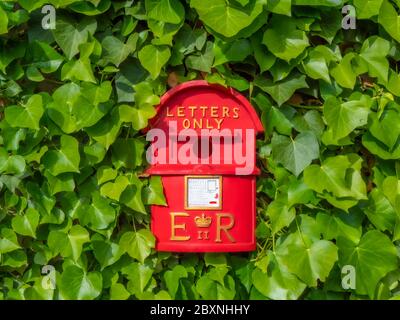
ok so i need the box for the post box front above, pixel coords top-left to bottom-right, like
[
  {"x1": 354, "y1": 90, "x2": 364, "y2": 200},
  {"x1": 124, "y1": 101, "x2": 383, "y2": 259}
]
[{"x1": 146, "y1": 81, "x2": 264, "y2": 252}]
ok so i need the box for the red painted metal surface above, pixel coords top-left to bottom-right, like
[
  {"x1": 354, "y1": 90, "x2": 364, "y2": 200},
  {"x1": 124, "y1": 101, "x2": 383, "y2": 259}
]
[{"x1": 146, "y1": 80, "x2": 264, "y2": 252}]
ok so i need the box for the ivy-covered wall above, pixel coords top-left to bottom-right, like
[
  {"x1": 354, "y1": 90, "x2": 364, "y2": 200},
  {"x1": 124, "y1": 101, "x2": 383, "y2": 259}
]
[{"x1": 1, "y1": 0, "x2": 400, "y2": 300}]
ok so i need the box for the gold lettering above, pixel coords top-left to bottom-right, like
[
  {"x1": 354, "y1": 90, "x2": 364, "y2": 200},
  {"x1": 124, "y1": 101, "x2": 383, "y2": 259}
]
[
  {"x1": 200, "y1": 106, "x2": 208, "y2": 117},
  {"x1": 193, "y1": 118, "x2": 202, "y2": 129},
  {"x1": 197, "y1": 230, "x2": 210, "y2": 240},
  {"x1": 215, "y1": 213, "x2": 236, "y2": 243},
  {"x1": 222, "y1": 106, "x2": 230, "y2": 118},
  {"x1": 215, "y1": 119, "x2": 224, "y2": 130},
  {"x1": 166, "y1": 107, "x2": 174, "y2": 117},
  {"x1": 170, "y1": 212, "x2": 190, "y2": 241},
  {"x1": 188, "y1": 106, "x2": 197, "y2": 117},
  {"x1": 182, "y1": 119, "x2": 191, "y2": 129},
  {"x1": 206, "y1": 119, "x2": 213, "y2": 129},
  {"x1": 232, "y1": 107, "x2": 239, "y2": 119},
  {"x1": 210, "y1": 106, "x2": 218, "y2": 118},
  {"x1": 177, "y1": 106, "x2": 185, "y2": 117}
]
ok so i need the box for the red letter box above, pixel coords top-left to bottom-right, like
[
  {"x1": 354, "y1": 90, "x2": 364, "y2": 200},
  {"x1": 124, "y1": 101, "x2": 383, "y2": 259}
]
[{"x1": 146, "y1": 81, "x2": 263, "y2": 252}]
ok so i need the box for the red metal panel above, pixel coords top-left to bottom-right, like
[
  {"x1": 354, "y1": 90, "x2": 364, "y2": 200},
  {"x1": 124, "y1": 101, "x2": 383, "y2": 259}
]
[{"x1": 151, "y1": 175, "x2": 257, "y2": 252}]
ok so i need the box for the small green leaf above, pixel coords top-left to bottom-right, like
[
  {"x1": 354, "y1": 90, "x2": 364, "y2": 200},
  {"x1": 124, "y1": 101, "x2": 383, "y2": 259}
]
[
  {"x1": 263, "y1": 15, "x2": 309, "y2": 62},
  {"x1": 338, "y1": 230, "x2": 398, "y2": 298},
  {"x1": 252, "y1": 251, "x2": 307, "y2": 300},
  {"x1": 42, "y1": 135, "x2": 80, "y2": 176},
  {"x1": 0, "y1": 6, "x2": 8, "y2": 34},
  {"x1": 11, "y1": 208, "x2": 40, "y2": 238},
  {"x1": 277, "y1": 239, "x2": 338, "y2": 287},
  {"x1": 0, "y1": 228, "x2": 20, "y2": 254},
  {"x1": 190, "y1": 0, "x2": 265, "y2": 38},
  {"x1": 53, "y1": 15, "x2": 97, "y2": 59},
  {"x1": 5, "y1": 95, "x2": 44, "y2": 130},
  {"x1": 60, "y1": 265, "x2": 102, "y2": 300},
  {"x1": 145, "y1": 0, "x2": 185, "y2": 24},
  {"x1": 138, "y1": 44, "x2": 171, "y2": 79},
  {"x1": 271, "y1": 131, "x2": 319, "y2": 176},
  {"x1": 120, "y1": 230, "x2": 155, "y2": 263},
  {"x1": 255, "y1": 73, "x2": 308, "y2": 106}
]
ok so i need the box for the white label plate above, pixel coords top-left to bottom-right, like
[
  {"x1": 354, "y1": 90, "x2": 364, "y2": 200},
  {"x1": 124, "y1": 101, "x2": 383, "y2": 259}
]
[{"x1": 186, "y1": 177, "x2": 221, "y2": 209}]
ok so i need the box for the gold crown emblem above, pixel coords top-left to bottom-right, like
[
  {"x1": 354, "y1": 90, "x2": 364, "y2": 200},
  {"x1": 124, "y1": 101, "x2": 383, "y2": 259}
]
[{"x1": 194, "y1": 214, "x2": 212, "y2": 228}]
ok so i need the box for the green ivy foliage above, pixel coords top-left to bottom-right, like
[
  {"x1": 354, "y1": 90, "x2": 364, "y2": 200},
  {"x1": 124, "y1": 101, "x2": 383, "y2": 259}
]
[{"x1": 1, "y1": 0, "x2": 400, "y2": 300}]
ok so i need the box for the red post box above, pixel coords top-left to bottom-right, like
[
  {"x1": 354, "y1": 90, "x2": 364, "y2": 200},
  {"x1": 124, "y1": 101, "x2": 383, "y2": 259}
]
[{"x1": 145, "y1": 80, "x2": 263, "y2": 252}]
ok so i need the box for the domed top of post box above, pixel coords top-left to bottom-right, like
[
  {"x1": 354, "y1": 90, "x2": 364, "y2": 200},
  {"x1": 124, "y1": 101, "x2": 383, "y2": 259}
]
[{"x1": 145, "y1": 80, "x2": 264, "y2": 176}]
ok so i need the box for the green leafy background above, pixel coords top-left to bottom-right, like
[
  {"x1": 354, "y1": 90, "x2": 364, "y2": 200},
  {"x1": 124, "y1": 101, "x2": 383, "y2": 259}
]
[{"x1": 1, "y1": 0, "x2": 400, "y2": 300}]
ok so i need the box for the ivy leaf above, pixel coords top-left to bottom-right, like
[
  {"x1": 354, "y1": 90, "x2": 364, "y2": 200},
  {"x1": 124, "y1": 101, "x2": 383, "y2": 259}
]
[
  {"x1": 271, "y1": 131, "x2": 319, "y2": 176},
  {"x1": 379, "y1": 0, "x2": 400, "y2": 43},
  {"x1": 382, "y1": 176, "x2": 400, "y2": 215},
  {"x1": 262, "y1": 15, "x2": 309, "y2": 62},
  {"x1": 111, "y1": 138, "x2": 145, "y2": 170},
  {"x1": 304, "y1": 154, "x2": 367, "y2": 211},
  {"x1": 0, "y1": 149, "x2": 26, "y2": 175},
  {"x1": 48, "y1": 225, "x2": 90, "y2": 261},
  {"x1": 100, "y1": 175, "x2": 130, "y2": 201},
  {"x1": 0, "y1": 228, "x2": 20, "y2": 254},
  {"x1": 80, "y1": 192, "x2": 116, "y2": 230},
  {"x1": 362, "y1": 132, "x2": 400, "y2": 160},
  {"x1": 367, "y1": 104, "x2": 400, "y2": 150},
  {"x1": 92, "y1": 239, "x2": 125, "y2": 270},
  {"x1": 365, "y1": 189, "x2": 398, "y2": 233},
  {"x1": 110, "y1": 283, "x2": 130, "y2": 300},
  {"x1": 255, "y1": 73, "x2": 308, "y2": 106},
  {"x1": 190, "y1": 0, "x2": 265, "y2": 38},
  {"x1": 122, "y1": 262, "x2": 153, "y2": 294},
  {"x1": 266, "y1": 200, "x2": 296, "y2": 235},
  {"x1": 145, "y1": 0, "x2": 185, "y2": 24},
  {"x1": 47, "y1": 82, "x2": 112, "y2": 133},
  {"x1": 61, "y1": 58, "x2": 96, "y2": 83},
  {"x1": 120, "y1": 174, "x2": 146, "y2": 214},
  {"x1": 26, "y1": 41, "x2": 64, "y2": 74},
  {"x1": 96, "y1": 166, "x2": 118, "y2": 185},
  {"x1": 52, "y1": 15, "x2": 97, "y2": 59},
  {"x1": 60, "y1": 265, "x2": 102, "y2": 300},
  {"x1": 42, "y1": 135, "x2": 81, "y2": 176},
  {"x1": 119, "y1": 230, "x2": 155, "y2": 263},
  {"x1": 338, "y1": 230, "x2": 398, "y2": 298},
  {"x1": 330, "y1": 53, "x2": 357, "y2": 89},
  {"x1": 0, "y1": 6, "x2": 8, "y2": 34},
  {"x1": 138, "y1": 44, "x2": 171, "y2": 79},
  {"x1": 186, "y1": 41, "x2": 214, "y2": 73},
  {"x1": 252, "y1": 251, "x2": 306, "y2": 300},
  {"x1": 213, "y1": 39, "x2": 252, "y2": 66},
  {"x1": 277, "y1": 239, "x2": 338, "y2": 287},
  {"x1": 354, "y1": 0, "x2": 384, "y2": 19},
  {"x1": 100, "y1": 34, "x2": 138, "y2": 67},
  {"x1": 316, "y1": 211, "x2": 362, "y2": 244},
  {"x1": 196, "y1": 269, "x2": 236, "y2": 299},
  {"x1": 45, "y1": 171, "x2": 75, "y2": 195},
  {"x1": 323, "y1": 96, "x2": 370, "y2": 141},
  {"x1": 359, "y1": 36, "x2": 390, "y2": 83},
  {"x1": 164, "y1": 265, "x2": 188, "y2": 298},
  {"x1": 267, "y1": 0, "x2": 292, "y2": 16},
  {"x1": 144, "y1": 176, "x2": 167, "y2": 206},
  {"x1": 5, "y1": 94, "x2": 44, "y2": 130},
  {"x1": 11, "y1": 208, "x2": 40, "y2": 238}
]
